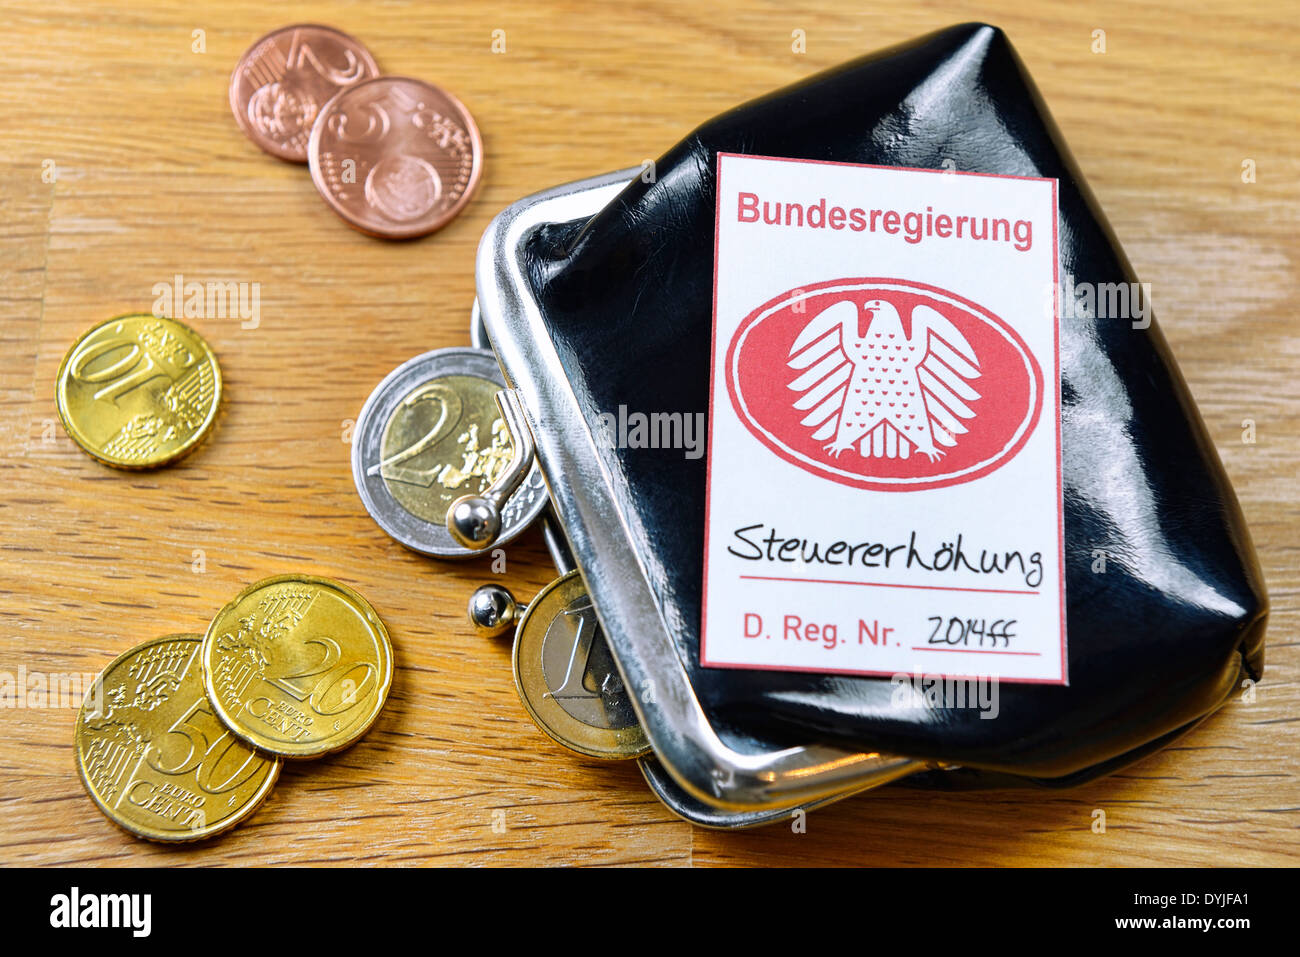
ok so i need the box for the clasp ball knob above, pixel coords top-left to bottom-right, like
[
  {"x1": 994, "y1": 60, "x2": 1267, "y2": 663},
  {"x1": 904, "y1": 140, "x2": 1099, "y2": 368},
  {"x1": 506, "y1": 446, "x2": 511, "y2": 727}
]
[
  {"x1": 447, "y1": 495, "x2": 501, "y2": 550},
  {"x1": 468, "y1": 584, "x2": 522, "y2": 638}
]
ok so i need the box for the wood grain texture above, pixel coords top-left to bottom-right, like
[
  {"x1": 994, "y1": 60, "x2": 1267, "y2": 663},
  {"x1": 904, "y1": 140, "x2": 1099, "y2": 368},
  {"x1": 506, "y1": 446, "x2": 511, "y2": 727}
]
[{"x1": 0, "y1": 0, "x2": 1295, "y2": 867}]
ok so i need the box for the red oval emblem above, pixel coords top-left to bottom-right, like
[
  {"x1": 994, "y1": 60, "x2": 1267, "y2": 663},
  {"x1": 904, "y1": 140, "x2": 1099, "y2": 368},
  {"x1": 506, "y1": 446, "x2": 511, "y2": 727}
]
[{"x1": 725, "y1": 278, "x2": 1043, "y2": 491}]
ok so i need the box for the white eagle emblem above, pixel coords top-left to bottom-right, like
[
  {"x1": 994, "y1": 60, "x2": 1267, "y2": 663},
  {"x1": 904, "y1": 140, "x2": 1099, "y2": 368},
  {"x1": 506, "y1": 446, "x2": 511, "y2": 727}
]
[{"x1": 786, "y1": 298, "x2": 982, "y2": 462}]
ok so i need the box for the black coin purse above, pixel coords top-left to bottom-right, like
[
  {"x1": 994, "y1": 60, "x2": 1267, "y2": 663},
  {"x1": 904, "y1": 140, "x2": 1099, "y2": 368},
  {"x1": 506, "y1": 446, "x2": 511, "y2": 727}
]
[{"x1": 466, "y1": 22, "x2": 1267, "y2": 826}]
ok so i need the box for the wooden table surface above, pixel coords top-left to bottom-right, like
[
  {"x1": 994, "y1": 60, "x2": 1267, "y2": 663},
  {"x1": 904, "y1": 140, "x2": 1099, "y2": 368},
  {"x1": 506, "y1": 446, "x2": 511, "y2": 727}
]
[{"x1": 1, "y1": 0, "x2": 1296, "y2": 867}]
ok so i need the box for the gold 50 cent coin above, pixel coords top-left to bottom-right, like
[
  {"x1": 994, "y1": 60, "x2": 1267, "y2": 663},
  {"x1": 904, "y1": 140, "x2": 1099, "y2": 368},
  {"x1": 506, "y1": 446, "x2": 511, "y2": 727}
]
[
  {"x1": 512, "y1": 571, "x2": 651, "y2": 760},
  {"x1": 55, "y1": 314, "x2": 222, "y2": 469},
  {"x1": 202, "y1": 575, "x2": 393, "y2": 758},
  {"x1": 76, "y1": 634, "x2": 281, "y2": 842}
]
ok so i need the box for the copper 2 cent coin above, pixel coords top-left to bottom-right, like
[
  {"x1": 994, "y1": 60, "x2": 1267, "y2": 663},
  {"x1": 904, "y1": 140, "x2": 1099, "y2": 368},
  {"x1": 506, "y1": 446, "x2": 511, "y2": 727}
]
[
  {"x1": 308, "y1": 76, "x2": 484, "y2": 239},
  {"x1": 229, "y1": 24, "x2": 379, "y2": 163}
]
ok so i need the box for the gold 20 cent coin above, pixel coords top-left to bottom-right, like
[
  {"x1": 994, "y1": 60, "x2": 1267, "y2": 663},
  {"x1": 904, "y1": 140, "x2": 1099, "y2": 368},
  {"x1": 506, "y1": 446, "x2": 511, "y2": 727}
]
[
  {"x1": 513, "y1": 571, "x2": 651, "y2": 760},
  {"x1": 75, "y1": 634, "x2": 281, "y2": 842},
  {"x1": 55, "y1": 314, "x2": 221, "y2": 469},
  {"x1": 202, "y1": 575, "x2": 393, "y2": 758}
]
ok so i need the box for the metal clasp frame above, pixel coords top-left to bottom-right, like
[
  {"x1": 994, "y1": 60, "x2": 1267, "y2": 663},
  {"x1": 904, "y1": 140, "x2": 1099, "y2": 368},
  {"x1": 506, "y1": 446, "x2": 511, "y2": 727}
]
[{"x1": 463, "y1": 168, "x2": 927, "y2": 825}]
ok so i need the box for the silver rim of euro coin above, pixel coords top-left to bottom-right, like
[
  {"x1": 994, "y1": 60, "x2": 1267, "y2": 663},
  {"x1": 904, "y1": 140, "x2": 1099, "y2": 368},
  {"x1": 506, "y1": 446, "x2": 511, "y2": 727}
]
[{"x1": 352, "y1": 347, "x2": 549, "y2": 558}]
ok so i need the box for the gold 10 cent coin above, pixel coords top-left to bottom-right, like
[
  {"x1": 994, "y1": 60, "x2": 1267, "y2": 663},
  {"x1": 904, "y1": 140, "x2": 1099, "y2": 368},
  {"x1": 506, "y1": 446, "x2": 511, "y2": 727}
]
[
  {"x1": 75, "y1": 634, "x2": 282, "y2": 842},
  {"x1": 202, "y1": 575, "x2": 394, "y2": 758},
  {"x1": 513, "y1": 571, "x2": 651, "y2": 760},
  {"x1": 55, "y1": 314, "x2": 222, "y2": 469}
]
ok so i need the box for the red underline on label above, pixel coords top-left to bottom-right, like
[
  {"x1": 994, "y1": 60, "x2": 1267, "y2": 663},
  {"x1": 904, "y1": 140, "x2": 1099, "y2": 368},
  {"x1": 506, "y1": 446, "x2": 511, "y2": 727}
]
[
  {"x1": 909, "y1": 646, "x2": 1042, "y2": 656},
  {"x1": 737, "y1": 575, "x2": 1039, "y2": 596}
]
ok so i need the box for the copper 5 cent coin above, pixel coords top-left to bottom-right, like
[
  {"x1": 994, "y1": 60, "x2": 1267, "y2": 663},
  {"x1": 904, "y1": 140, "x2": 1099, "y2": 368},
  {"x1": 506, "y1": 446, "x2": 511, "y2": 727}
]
[
  {"x1": 230, "y1": 24, "x2": 379, "y2": 162},
  {"x1": 308, "y1": 76, "x2": 484, "y2": 239}
]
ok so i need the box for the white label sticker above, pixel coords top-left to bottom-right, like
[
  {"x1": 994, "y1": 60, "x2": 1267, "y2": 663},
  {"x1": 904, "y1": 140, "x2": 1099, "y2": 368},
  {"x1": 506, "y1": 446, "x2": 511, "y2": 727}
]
[{"x1": 701, "y1": 153, "x2": 1065, "y2": 684}]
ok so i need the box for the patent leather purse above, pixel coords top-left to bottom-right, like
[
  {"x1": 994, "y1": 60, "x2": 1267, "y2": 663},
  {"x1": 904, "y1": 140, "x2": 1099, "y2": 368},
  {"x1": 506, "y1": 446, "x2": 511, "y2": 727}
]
[{"x1": 458, "y1": 22, "x2": 1267, "y2": 827}]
